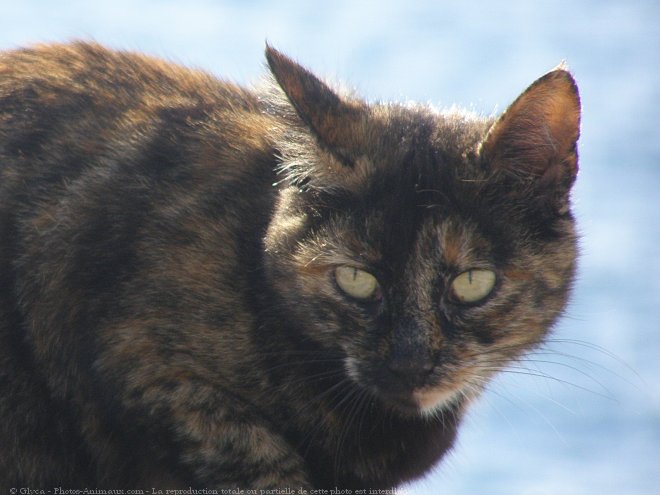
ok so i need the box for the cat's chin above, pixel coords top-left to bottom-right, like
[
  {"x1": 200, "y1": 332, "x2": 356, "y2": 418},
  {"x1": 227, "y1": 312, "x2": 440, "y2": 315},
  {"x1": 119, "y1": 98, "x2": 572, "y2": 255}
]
[
  {"x1": 374, "y1": 384, "x2": 465, "y2": 418},
  {"x1": 412, "y1": 387, "x2": 465, "y2": 417}
]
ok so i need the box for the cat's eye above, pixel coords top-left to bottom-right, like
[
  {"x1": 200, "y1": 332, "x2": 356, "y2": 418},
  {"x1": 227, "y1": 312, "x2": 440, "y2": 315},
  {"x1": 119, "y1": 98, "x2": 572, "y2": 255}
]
[
  {"x1": 450, "y1": 269, "x2": 497, "y2": 304},
  {"x1": 334, "y1": 266, "x2": 380, "y2": 301}
]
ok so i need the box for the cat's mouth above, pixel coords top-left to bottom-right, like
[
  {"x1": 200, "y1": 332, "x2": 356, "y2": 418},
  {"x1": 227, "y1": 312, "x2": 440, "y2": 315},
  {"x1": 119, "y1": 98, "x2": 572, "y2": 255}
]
[{"x1": 346, "y1": 357, "x2": 480, "y2": 417}]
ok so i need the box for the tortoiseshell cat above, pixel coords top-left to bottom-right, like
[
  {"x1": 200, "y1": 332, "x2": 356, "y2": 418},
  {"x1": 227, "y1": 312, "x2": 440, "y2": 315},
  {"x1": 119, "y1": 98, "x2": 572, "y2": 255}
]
[{"x1": 0, "y1": 42, "x2": 580, "y2": 490}]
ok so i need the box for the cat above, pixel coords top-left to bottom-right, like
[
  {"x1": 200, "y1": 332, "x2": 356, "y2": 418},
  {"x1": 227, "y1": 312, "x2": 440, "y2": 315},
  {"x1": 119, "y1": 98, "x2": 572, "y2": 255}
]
[{"x1": 0, "y1": 41, "x2": 580, "y2": 490}]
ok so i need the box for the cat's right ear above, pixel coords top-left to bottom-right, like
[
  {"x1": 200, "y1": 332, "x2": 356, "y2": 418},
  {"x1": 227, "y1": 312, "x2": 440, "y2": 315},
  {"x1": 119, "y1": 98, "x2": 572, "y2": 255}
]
[
  {"x1": 265, "y1": 45, "x2": 364, "y2": 166},
  {"x1": 480, "y1": 67, "x2": 581, "y2": 214}
]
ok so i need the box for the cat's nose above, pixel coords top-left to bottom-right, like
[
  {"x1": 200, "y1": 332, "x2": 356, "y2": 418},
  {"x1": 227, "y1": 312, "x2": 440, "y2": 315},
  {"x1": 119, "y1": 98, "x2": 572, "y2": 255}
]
[
  {"x1": 385, "y1": 355, "x2": 434, "y2": 387},
  {"x1": 386, "y1": 317, "x2": 436, "y2": 387}
]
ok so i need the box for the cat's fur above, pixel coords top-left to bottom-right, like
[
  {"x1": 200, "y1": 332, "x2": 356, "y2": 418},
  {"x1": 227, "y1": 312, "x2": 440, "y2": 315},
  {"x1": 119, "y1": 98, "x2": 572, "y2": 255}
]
[{"x1": 0, "y1": 42, "x2": 580, "y2": 489}]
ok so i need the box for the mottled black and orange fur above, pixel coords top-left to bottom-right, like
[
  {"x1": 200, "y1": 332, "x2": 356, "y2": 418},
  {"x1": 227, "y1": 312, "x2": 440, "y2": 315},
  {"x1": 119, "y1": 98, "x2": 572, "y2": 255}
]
[{"x1": 0, "y1": 42, "x2": 580, "y2": 489}]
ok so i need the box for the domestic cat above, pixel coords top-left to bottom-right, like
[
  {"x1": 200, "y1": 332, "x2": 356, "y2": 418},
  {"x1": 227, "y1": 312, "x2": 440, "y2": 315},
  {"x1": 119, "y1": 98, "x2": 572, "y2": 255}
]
[{"x1": 0, "y1": 41, "x2": 580, "y2": 490}]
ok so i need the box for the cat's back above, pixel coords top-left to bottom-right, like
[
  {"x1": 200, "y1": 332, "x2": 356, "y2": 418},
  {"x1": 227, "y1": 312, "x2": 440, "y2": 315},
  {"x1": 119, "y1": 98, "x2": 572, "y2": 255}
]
[
  {"x1": 0, "y1": 41, "x2": 275, "y2": 180},
  {"x1": 0, "y1": 41, "x2": 262, "y2": 126},
  {"x1": 0, "y1": 41, "x2": 279, "y2": 311},
  {"x1": 0, "y1": 40, "x2": 280, "y2": 314},
  {"x1": 0, "y1": 41, "x2": 279, "y2": 256}
]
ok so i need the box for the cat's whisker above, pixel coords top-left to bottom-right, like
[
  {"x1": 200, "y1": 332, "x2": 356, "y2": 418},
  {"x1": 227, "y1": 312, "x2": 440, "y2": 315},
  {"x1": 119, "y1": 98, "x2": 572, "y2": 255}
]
[
  {"x1": 480, "y1": 365, "x2": 615, "y2": 401},
  {"x1": 462, "y1": 376, "x2": 548, "y2": 446},
  {"x1": 468, "y1": 348, "x2": 615, "y2": 397},
  {"x1": 333, "y1": 386, "x2": 368, "y2": 482},
  {"x1": 260, "y1": 366, "x2": 348, "y2": 402},
  {"x1": 353, "y1": 388, "x2": 374, "y2": 466},
  {"x1": 515, "y1": 357, "x2": 615, "y2": 396},
  {"x1": 281, "y1": 377, "x2": 357, "y2": 448},
  {"x1": 256, "y1": 357, "x2": 345, "y2": 374},
  {"x1": 542, "y1": 338, "x2": 644, "y2": 384},
  {"x1": 529, "y1": 351, "x2": 646, "y2": 396},
  {"x1": 266, "y1": 369, "x2": 346, "y2": 393},
  {"x1": 497, "y1": 380, "x2": 570, "y2": 445},
  {"x1": 458, "y1": 178, "x2": 488, "y2": 183},
  {"x1": 468, "y1": 338, "x2": 639, "y2": 400}
]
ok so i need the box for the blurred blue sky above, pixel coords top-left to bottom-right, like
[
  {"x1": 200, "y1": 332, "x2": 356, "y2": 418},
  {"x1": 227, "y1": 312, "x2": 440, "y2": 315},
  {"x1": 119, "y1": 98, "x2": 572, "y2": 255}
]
[{"x1": 1, "y1": 1, "x2": 658, "y2": 494}]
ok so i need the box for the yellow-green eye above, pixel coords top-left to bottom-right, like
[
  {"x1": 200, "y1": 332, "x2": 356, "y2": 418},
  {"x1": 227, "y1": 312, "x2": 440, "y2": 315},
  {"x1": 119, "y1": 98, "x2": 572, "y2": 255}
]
[
  {"x1": 335, "y1": 266, "x2": 380, "y2": 300},
  {"x1": 450, "y1": 269, "x2": 497, "y2": 304}
]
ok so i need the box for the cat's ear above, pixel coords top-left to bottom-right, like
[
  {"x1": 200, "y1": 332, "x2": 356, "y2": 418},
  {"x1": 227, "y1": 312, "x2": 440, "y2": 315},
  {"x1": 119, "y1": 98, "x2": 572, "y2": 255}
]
[
  {"x1": 265, "y1": 45, "x2": 363, "y2": 165},
  {"x1": 480, "y1": 66, "x2": 580, "y2": 213}
]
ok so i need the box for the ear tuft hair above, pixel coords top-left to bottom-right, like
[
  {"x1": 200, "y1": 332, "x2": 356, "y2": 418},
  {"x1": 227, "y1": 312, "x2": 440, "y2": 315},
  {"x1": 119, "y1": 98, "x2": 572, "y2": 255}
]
[{"x1": 480, "y1": 67, "x2": 581, "y2": 213}]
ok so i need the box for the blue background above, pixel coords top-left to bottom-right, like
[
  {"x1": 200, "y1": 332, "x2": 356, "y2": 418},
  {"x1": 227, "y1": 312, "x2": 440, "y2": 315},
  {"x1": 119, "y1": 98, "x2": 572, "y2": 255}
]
[{"x1": 2, "y1": 1, "x2": 658, "y2": 494}]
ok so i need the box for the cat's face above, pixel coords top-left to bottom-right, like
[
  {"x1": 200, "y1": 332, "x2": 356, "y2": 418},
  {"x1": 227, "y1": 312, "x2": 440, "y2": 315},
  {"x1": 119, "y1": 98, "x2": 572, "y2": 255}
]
[{"x1": 263, "y1": 48, "x2": 580, "y2": 417}]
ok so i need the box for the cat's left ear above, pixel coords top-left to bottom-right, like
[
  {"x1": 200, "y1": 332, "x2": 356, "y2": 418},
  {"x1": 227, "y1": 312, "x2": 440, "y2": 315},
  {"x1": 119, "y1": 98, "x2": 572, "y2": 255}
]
[
  {"x1": 480, "y1": 66, "x2": 581, "y2": 214},
  {"x1": 265, "y1": 45, "x2": 364, "y2": 165}
]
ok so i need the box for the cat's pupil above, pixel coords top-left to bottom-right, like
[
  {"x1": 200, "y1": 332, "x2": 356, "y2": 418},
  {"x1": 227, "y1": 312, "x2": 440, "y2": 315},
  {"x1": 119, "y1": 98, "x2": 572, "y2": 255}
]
[
  {"x1": 450, "y1": 269, "x2": 497, "y2": 304},
  {"x1": 334, "y1": 266, "x2": 380, "y2": 300}
]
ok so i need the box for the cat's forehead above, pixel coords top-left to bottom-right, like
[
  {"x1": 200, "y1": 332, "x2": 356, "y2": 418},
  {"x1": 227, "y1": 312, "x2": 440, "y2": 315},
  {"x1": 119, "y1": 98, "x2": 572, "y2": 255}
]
[
  {"x1": 331, "y1": 201, "x2": 497, "y2": 276},
  {"x1": 365, "y1": 104, "x2": 490, "y2": 161},
  {"x1": 344, "y1": 104, "x2": 494, "y2": 199},
  {"x1": 414, "y1": 217, "x2": 494, "y2": 269}
]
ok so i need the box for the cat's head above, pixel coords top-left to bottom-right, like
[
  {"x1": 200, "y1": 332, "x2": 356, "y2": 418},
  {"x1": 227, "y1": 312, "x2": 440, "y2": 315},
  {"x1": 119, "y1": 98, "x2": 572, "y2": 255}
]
[{"x1": 263, "y1": 47, "x2": 580, "y2": 417}]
